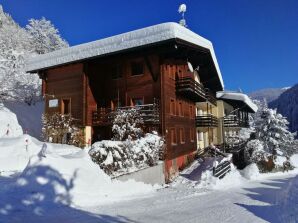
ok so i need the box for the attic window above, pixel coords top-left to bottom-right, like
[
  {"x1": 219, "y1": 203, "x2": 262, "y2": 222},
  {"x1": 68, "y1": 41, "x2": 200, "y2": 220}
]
[
  {"x1": 131, "y1": 61, "x2": 144, "y2": 76},
  {"x1": 111, "y1": 64, "x2": 123, "y2": 79}
]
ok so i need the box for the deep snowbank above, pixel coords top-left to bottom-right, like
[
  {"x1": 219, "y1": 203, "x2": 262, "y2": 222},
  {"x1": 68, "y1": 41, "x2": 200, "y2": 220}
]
[
  {"x1": 0, "y1": 105, "x2": 157, "y2": 209},
  {"x1": 22, "y1": 149, "x2": 156, "y2": 207},
  {"x1": 0, "y1": 135, "x2": 157, "y2": 207},
  {"x1": 0, "y1": 103, "x2": 23, "y2": 138},
  {"x1": 176, "y1": 161, "x2": 298, "y2": 191},
  {"x1": 4, "y1": 101, "x2": 44, "y2": 139}
]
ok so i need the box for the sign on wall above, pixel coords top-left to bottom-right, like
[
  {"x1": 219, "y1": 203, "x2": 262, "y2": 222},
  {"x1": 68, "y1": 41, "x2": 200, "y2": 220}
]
[{"x1": 49, "y1": 99, "x2": 59, "y2": 108}]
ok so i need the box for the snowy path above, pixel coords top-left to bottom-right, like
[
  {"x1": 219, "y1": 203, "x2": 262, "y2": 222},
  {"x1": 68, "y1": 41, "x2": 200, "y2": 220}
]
[
  {"x1": 85, "y1": 172, "x2": 298, "y2": 223},
  {"x1": 1, "y1": 165, "x2": 297, "y2": 222}
]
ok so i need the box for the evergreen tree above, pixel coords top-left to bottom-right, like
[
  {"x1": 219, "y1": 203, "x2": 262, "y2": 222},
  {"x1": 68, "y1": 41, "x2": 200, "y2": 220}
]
[
  {"x1": 255, "y1": 108, "x2": 297, "y2": 157},
  {"x1": 245, "y1": 99, "x2": 298, "y2": 171}
]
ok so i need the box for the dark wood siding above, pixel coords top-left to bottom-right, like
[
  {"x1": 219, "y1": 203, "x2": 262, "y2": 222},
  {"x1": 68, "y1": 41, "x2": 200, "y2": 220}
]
[
  {"x1": 44, "y1": 63, "x2": 84, "y2": 125},
  {"x1": 85, "y1": 55, "x2": 161, "y2": 125},
  {"x1": 161, "y1": 59, "x2": 197, "y2": 162}
]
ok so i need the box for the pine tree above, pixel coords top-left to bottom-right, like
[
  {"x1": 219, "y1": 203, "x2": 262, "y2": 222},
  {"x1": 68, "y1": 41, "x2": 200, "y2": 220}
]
[
  {"x1": 255, "y1": 108, "x2": 297, "y2": 157},
  {"x1": 245, "y1": 100, "x2": 298, "y2": 171}
]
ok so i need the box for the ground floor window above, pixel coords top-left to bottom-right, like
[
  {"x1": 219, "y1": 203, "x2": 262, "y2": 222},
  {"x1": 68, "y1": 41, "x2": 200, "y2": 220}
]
[
  {"x1": 179, "y1": 128, "x2": 185, "y2": 144},
  {"x1": 170, "y1": 128, "x2": 177, "y2": 145},
  {"x1": 61, "y1": 98, "x2": 71, "y2": 114}
]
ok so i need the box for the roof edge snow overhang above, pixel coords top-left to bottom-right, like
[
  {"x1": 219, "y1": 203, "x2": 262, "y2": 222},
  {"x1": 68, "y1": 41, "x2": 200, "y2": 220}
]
[
  {"x1": 216, "y1": 91, "x2": 258, "y2": 113},
  {"x1": 25, "y1": 22, "x2": 224, "y2": 89}
]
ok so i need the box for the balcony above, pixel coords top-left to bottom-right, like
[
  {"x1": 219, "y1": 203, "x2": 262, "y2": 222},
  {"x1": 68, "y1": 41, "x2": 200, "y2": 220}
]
[
  {"x1": 205, "y1": 89, "x2": 217, "y2": 106},
  {"x1": 224, "y1": 140, "x2": 247, "y2": 153},
  {"x1": 176, "y1": 77, "x2": 206, "y2": 102},
  {"x1": 196, "y1": 114, "x2": 218, "y2": 127},
  {"x1": 92, "y1": 103, "x2": 160, "y2": 126},
  {"x1": 223, "y1": 115, "x2": 249, "y2": 128}
]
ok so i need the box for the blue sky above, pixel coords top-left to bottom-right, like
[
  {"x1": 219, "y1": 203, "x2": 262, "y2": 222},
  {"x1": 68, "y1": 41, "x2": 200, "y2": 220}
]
[{"x1": 1, "y1": 0, "x2": 298, "y2": 92}]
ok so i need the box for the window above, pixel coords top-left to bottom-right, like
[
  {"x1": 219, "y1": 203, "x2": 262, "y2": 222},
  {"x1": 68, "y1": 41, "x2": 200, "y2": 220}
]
[
  {"x1": 131, "y1": 61, "x2": 144, "y2": 76},
  {"x1": 178, "y1": 102, "x2": 183, "y2": 116},
  {"x1": 111, "y1": 64, "x2": 123, "y2": 79},
  {"x1": 179, "y1": 128, "x2": 185, "y2": 144},
  {"x1": 170, "y1": 128, "x2": 177, "y2": 145},
  {"x1": 61, "y1": 99, "x2": 71, "y2": 114},
  {"x1": 197, "y1": 131, "x2": 203, "y2": 141},
  {"x1": 131, "y1": 98, "x2": 144, "y2": 106},
  {"x1": 170, "y1": 99, "x2": 175, "y2": 115}
]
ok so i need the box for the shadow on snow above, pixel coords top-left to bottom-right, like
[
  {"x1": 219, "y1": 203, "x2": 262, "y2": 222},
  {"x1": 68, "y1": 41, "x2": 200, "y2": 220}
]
[
  {"x1": 235, "y1": 175, "x2": 298, "y2": 223},
  {"x1": 0, "y1": 165, "x2": 137, "y2": 223}
]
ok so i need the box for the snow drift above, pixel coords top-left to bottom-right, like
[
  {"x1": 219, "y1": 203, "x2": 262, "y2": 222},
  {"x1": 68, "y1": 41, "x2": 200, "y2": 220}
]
[
  {"x1": 0, "y1": 135, "x2": 157, "y2": 207},
  {"x1": 0, "y1": 105, "x2": 158, "y2": 210},
  {"x1": 0, "y1": 103, "x2": 23, "y2": 138}
]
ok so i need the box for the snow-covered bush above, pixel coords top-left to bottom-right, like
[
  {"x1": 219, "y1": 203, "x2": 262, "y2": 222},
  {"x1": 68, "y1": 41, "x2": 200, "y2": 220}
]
[
  {"x1": 89, "y1": 132, "x2": 164, "y2": 176},
  {"x1": 90, "y1": 106, "x2": 164, "y2": 176},
  {"x1": 245, "y1": 139, "x2": 268, "y2": 163},
  {"x1": 42, "y1": 113, "x2": 85, "y2": 148},
  {"x1": 112, "y1": 108, "x2": 144, "y2": 141}
]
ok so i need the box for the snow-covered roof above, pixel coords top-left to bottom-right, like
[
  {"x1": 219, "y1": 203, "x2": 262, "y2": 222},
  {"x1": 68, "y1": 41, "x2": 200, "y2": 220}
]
[
  {"x1": 25, "y1": 22, "x2": 224, "y2": 89},
  {"x1": 216, "y1": 91, "x2": 258, "y2": 113}
]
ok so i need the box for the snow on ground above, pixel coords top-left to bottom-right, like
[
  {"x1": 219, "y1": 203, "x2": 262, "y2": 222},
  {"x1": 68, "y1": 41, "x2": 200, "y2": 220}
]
[
  {"x1": 0, "y1": 105, "x2": 159, "y2": 222},
  {"x1": 0, "y1": 135, "x2": 159, "y2": 222},
  {"x1": 1, "y1": 104, "x2": 298, "y2": 222},
  {"x1": 4, "y1": 101, "x2": 44, "y2": 139},
  {"x1": 0, "y1": 103, "x2": 23, "y2": 138},
  {"x1": 86, "y1": 170, "x2": 298, "y2": 223}
]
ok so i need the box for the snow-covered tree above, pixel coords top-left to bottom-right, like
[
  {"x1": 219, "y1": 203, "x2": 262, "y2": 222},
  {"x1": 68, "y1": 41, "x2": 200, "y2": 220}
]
[
  {"x1": 0, "y1": 6, "x2": 69, "y2": 104},
  {"x1": 245, "y1": 100, "x2": 298, "y2": 171},
  {"x1": 26, "y1": 17, "x2": 68, "y2": 54},
  {"x1": 0, "y1": 6, "x2": 34, "y2": 101},
  {"x1": 255, "y1": 108, "x2": 297, "y2": 157},
  {"x1": 112, "y1": 108, "x2": 144, "y2": 141}
]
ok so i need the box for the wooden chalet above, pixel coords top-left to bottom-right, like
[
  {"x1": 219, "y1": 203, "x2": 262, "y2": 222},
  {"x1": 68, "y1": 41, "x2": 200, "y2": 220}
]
[{"x1": 26, "y1": 22, "x2": 257, "y2": 180}]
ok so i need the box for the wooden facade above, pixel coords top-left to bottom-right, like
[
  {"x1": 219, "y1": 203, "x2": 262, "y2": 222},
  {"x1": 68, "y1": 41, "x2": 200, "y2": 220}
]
[{"x1": 37, "y1": 38, "x2": 224, "y2": 181}]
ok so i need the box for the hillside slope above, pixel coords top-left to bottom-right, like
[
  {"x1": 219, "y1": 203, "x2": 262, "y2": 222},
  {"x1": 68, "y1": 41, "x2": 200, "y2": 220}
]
[
  {"x1": 249, "y1": 87, "x2": 289, "y2": 103},
  {"x1": 269, "y1": 84, "x2": 298, "y2": 136}
]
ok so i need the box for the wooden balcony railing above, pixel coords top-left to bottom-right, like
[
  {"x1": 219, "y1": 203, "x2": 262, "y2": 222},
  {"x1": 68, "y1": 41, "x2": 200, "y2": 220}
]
[
  {"x1": 223, "y1": 115, "x2": 249, "y2": 128},
  {"x1": 92, "y1": 103, "x2": 160, "y2": 126},
  {"x1": 205, "y1": 88, "x2": 217, "y2": 106},
  {"x1": 176, "y1": 77, "x2": 206, "y2": 102},
  {"x1": 224, "y1": 140, "x2": 247, "y2": 153},
  {"x1": 196, "y1": 114, "x2": 218, "y2": 127}
]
